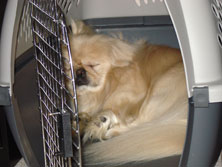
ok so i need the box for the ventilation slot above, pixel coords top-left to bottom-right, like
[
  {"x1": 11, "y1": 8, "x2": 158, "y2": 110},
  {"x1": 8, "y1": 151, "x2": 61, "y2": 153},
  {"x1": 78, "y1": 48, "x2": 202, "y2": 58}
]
[
  {"x1": 217, "y1": 34, "x2": 222, "y2": 47},
  {"x1": 212, "y1": 3, "x2": 219, "y2": 18}
]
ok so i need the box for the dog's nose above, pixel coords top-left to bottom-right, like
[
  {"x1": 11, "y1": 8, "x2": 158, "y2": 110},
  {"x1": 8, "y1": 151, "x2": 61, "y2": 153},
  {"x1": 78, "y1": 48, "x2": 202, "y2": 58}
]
[
  {"x1": 76, "y1": 68, "x2": 86, "y2": 77},
  {"x1": 76, "y1": 68, "x2": 89, "y2": 86}
]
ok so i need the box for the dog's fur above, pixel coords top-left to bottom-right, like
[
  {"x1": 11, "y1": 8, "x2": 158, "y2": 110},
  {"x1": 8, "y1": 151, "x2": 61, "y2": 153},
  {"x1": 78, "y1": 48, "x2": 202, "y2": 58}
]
[{"x1": 63, "y1": 21, "x2": 188, "y2": 166}]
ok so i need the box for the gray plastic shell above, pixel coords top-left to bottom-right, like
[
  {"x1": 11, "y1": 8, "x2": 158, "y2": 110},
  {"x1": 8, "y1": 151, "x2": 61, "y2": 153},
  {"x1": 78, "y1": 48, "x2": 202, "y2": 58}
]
[
  {"x1": 180, "y1": 98, "x2": 222, "y2": 167},
  {"x1": 1, "y1": 0, "x2": 222, "y2": 167}
]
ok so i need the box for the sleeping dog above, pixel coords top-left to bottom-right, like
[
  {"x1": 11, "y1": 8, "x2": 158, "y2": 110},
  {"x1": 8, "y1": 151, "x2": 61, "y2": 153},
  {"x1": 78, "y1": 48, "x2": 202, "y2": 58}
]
[{"x1": 63, "y1": 21, "x2": 188, "y2": 166}]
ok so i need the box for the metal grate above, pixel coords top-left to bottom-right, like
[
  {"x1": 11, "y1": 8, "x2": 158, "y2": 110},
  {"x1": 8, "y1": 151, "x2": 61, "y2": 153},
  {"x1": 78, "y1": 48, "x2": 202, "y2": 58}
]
[
  {"x1": 29, "y1": 0, "x2": 82, "y2": 166},
  {"x1": 57, "y1": 0, "x2": 73, "y2": 14}
]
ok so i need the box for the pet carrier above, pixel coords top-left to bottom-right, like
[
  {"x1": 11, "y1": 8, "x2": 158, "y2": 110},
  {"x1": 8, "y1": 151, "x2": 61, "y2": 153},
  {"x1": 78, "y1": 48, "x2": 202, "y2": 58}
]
[{"x1": 0, "y1": 0, "x2": 222, "y2": 167}]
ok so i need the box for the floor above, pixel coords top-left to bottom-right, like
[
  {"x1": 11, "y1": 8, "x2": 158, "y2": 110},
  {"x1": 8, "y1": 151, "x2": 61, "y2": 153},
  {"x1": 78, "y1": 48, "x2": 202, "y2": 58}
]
[{"x1": 15, "y1": 157, "x2": 222, "y2": 167}]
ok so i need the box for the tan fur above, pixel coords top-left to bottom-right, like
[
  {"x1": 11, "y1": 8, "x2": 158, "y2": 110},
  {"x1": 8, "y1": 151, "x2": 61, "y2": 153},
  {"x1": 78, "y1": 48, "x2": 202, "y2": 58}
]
[{"x1": 63, "y1": 21, "x2": 188, "y2": 166}]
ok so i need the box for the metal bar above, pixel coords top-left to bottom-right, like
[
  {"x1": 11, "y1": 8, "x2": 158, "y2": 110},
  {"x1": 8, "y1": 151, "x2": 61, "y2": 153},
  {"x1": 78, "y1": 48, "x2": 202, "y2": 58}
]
[
  {"x1": 72, "y1": 140, "x2": 80, "y2": 150},
  {"x1": 35, "y1": 44, "x2": 60, "y2": 70},
  {"x1": 29, "y1": 1, "x2": 55, "y2": 21},
  {"x1": 33, "y1": 29, "x2": 59, "y2": 54},
  {"x1": 31, "y1": 14, "x2": 57, "y2": 37},
  {"x1": 63, "y1": 22, "x2": 82, "y2": 167},
  {"x1": 30, "y1": 0, "x2": 82, "y2": 166},
  {"x1": 36, "y1": 59, "x2": 61, "y2": 85},
  {"x1": 38, "y1": 72, "x2": 61, "y2": 99},
  {"x1": 30, "y1": 2, "x2": 48, "y2": 166}
]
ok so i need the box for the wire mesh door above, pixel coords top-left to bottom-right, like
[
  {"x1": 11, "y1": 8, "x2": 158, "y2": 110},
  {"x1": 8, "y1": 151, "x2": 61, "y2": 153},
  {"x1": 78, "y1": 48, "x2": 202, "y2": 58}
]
[{"x1": 29, "y1": 0, "x2": 82, "y2": 166}]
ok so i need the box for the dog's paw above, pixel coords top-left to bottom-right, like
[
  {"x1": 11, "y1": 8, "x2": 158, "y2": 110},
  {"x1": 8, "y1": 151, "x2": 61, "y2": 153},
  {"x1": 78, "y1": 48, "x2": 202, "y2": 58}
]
[
  {"x1": 82, "y1": 111, "x2": 119, "y2": 144},
  {"x1": 72, "y1": 112, "x2": 92, "y2": 138}
]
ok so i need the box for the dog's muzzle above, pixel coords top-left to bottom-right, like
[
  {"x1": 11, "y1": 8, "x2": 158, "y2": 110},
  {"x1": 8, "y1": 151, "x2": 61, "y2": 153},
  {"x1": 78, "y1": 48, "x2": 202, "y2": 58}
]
[{"x1": 75, "y1": 68, "x2": 89, "y2": 86}]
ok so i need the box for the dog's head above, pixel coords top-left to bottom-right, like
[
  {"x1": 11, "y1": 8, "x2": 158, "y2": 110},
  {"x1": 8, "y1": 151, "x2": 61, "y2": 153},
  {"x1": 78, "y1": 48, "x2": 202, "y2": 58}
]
[{"x1": 64, "y1": 21, "x2": 136, "y2": 91}]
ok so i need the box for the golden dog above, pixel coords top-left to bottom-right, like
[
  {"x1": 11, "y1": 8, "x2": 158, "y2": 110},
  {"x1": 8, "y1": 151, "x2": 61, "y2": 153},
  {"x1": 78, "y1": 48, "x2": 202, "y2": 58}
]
[{"x1": 63, "y1": 21, "x2": 188, "y2": 166}]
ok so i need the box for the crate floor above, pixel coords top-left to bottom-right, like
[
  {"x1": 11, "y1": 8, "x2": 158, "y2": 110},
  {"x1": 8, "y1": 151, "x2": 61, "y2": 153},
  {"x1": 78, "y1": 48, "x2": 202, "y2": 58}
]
[{"x1": 14, "y1": 156, "x2": 222, "y2": 167}]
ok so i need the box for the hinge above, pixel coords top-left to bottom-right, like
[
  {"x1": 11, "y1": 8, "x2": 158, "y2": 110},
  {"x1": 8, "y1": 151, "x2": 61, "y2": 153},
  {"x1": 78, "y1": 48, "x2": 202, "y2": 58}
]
[
  {"x1": 57, "y1": 109, "x2": 73, "y2": 158},
  {"x1": 193, "y1": 87, "x2": 209, "y2": 108},
  {"x1": 0, "y1": 86, "x2": 11, "y2": 106}
]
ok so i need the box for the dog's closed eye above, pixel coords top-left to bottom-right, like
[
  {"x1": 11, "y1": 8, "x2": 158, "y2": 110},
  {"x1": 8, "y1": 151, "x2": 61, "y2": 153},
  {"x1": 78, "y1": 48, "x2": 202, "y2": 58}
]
[
  {"x1": 85, "y1": 64, "x2": 100, "y2": 72},
  {"x1": 86, "y1": 64, "x2": 100, "y2": 69}
]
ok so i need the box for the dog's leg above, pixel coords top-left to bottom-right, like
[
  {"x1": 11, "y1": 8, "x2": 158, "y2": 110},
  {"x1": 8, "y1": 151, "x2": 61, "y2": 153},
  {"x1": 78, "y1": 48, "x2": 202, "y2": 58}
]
[{"x1": 82, "y1": 110, "x2": 125, "y2": 144}]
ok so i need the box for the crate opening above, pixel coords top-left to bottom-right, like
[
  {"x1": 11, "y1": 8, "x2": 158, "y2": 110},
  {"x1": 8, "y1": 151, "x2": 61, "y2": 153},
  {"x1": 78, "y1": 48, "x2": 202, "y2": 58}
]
[{"x1": 30, "y1": 1, "x2": 188, "y2": 167}]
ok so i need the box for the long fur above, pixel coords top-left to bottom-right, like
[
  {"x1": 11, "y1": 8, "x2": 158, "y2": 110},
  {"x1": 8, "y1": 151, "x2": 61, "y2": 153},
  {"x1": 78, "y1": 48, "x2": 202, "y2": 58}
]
[
  {"x1": 83, "y1": 122, "x2": 186, "y2": 166},
  {"x1": 63, "y1": 21, "x2": 188, "y2": 166}
]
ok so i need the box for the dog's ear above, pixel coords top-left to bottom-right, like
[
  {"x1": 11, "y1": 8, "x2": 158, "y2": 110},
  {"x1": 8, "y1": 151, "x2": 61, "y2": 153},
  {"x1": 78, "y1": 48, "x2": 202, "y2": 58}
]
[
  {"x1": 70, "y1": 20, "x2": 94, "y2": 35},
  {"x1": 110, "y1": 40, "x2": 135, "y2": 67}
]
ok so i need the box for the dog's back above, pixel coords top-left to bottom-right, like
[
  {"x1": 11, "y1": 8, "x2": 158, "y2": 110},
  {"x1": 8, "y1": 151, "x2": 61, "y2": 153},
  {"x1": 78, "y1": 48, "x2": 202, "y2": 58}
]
[{"x1": 82, "y1": 45, "x2": 188, "y2": 166}]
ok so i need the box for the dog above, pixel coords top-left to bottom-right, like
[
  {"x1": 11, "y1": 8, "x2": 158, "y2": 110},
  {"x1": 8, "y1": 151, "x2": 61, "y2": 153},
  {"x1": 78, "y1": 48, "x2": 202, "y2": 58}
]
[{"x1": 63, "y1": 21, "x2": 188, "y2": 166}]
